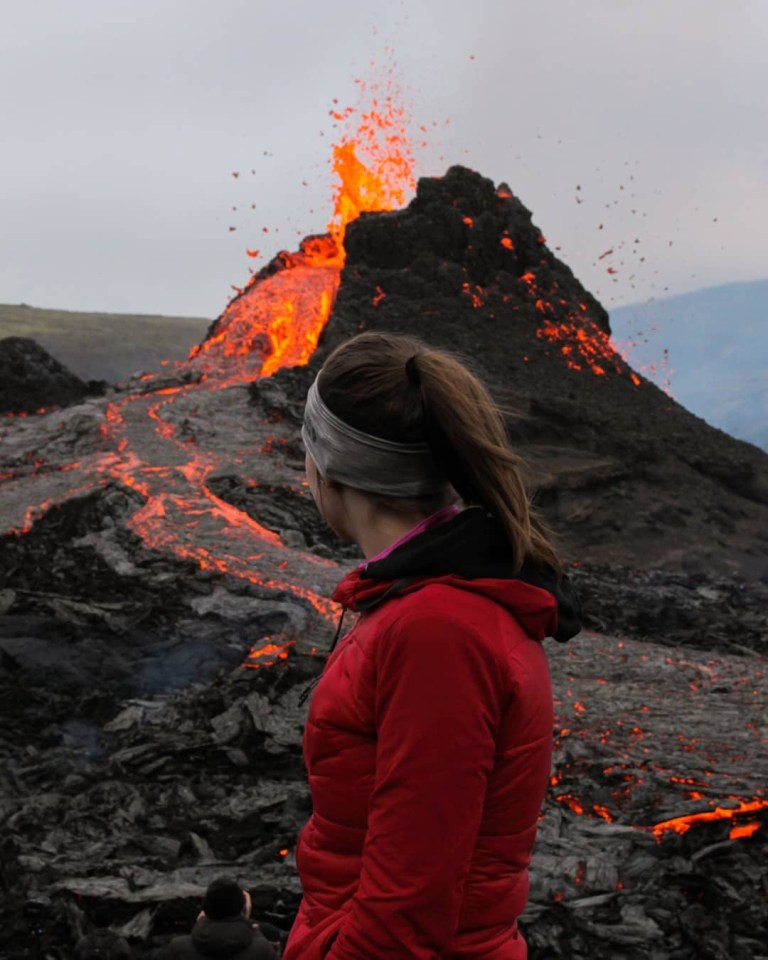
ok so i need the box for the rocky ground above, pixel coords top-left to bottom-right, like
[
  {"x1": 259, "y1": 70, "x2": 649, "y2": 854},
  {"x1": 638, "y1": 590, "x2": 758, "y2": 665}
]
[{"x1": 1, "y1": 564, "x2": 765, "y2": 958}]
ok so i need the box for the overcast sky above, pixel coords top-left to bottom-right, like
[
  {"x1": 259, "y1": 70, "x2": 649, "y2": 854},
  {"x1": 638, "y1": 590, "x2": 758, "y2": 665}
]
[{"x1": 2, "y1": 0, "x2": 766, "y2": 320}]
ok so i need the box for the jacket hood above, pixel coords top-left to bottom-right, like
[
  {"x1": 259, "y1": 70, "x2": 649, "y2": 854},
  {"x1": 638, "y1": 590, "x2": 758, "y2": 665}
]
[
  {"x1": 332, "y1": 507, "x2": 582, "y2": 644},
  {"x1": 191, "y1": 916, "x2": 254, "y2": 957}
]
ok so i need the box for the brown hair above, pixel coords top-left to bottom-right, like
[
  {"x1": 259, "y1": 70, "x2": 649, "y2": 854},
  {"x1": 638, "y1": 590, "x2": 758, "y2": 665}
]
[{"x1": 317, "y1": 332, "x2": 560, "y2": 577}]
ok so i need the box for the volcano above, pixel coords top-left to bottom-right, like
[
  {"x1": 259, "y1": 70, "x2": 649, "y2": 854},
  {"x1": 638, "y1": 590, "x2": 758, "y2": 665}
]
[
  {"x1": 1, "y1": 155, "x2": 767, "y2": 960},
  {"x1": 319, "y1": 166, "x2": 768, "y2": 580}
]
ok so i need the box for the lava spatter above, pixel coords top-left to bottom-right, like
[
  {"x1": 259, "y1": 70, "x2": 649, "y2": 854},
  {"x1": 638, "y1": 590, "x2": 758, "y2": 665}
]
[{"x1": 187, "y1": 81, "x2": 416, "y2": 385}]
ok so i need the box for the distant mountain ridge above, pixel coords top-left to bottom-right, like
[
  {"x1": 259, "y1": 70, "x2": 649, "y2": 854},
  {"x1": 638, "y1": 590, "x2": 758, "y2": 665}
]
[
  {"x1": 610, "y1": 280, "x2": 768, "y2": 451},
  {"x1": 0, "y1": 303, "x2": 210, "y2": 384}
]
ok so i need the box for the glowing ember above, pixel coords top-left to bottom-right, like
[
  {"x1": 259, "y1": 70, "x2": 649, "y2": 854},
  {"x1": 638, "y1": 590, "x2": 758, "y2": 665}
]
[
  {"x1": 372, "y1": 285, "x2": 386, "y2": 307},
  {"x1": 462, "y1": 281, "x2": 484, "y2": 309}
]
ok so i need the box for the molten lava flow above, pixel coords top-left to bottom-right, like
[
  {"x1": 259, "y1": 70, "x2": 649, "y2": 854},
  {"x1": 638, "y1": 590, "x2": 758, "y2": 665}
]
[
  {"x1": 244, "y1": 637, "x2": 296, "y2": 670},
  {"x1": 729, "y1": 821, "x2": 761, "y2": 840},
  {"x1": 187, "y1": 236, "x2": 342, "y2": 383},
  {"x1": 188, "y1": 84, "x2": 415, "y2": 384},
  {"x1": 651, "y1": 799, "x2": 768, "y2": 839}
]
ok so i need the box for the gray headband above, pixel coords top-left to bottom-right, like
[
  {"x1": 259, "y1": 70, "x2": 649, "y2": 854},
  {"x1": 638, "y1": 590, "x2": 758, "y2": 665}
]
[{"x1": 301, "y1": 376, "x2": 449, "y2": 498}]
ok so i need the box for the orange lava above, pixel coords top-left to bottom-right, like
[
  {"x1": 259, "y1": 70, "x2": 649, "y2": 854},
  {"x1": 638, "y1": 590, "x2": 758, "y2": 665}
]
[
  {"x1": 729, "y1": 821, "x2": 761, "y2": 840},
  {"x1": 651, "y1": 799, "x2": 768, "y2": 839},
  {"x1": 6, "y1": 86, "x2": 416, "y2": 629},
  {"x1": 188, "y1": 238, "x2": 341, "y2": 382},
  {"x1": 244, "y1": 638, "x2": 296, "y2": 670},
  {"x1": 188, "y1": 85, "x2": 415, "y2": 384}
]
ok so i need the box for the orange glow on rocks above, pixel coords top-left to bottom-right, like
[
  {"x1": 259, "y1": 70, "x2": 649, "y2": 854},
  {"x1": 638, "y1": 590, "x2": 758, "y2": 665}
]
[{"x1": 547, "y1": 633, "x2": 766, "y2": 847}]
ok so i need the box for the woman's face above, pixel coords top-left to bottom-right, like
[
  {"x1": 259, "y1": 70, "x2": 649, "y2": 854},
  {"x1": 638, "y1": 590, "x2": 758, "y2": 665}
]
[
  {"x1": 305, "y1": 452, "x2": 353, "y2": 541},
  {"x1": 305, "y1": 452, "x2": 323, "y2": 507}
]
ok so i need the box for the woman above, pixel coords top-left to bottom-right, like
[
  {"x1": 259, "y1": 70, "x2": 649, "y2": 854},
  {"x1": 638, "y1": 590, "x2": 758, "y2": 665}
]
[{"x1": 284, "y1": 332, "x2": 580, "y2": 960}]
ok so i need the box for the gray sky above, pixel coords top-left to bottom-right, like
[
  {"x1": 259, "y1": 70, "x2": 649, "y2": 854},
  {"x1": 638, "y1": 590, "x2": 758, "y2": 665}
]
[{"x1": 2, "y1": 0, "x2": 766, "y2": 319}]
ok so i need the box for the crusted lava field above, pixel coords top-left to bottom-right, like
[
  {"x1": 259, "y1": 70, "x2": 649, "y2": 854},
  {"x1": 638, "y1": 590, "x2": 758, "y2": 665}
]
[{"x1": 1, "y1": 167, "x2": 767, "y2": 960}]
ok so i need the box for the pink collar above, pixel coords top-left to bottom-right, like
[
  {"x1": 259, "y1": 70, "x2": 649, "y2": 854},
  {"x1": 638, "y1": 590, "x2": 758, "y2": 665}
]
[{"x1": 360, "y1": 504, "x2": 460, "y2": 572}]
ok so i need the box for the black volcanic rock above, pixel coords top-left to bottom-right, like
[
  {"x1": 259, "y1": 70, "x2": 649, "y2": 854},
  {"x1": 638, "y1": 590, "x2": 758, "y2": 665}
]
[
  {"x1": 336, "y1": 165, "x2": 608, "y2": 333},
  {"x1": 0, "y1": 336, "x2": 93, "y2": 413},
  {"x1": 299, "y1": 166, "x2": 768, "y2": 580}
]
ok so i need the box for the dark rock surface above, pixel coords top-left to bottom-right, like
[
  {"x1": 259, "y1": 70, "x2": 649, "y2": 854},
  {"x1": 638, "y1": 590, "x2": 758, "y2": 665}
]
[
  {"x1": 0, "y1": 336, "x2": 101, "y2": 414},
  {"x1": 1, "y1": 545, "x2": 765, "y2": 959}
]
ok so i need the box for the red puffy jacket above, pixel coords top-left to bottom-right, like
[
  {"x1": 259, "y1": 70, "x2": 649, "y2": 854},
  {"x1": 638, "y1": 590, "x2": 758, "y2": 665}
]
[{"x1": 284, "y1": 510, "x2": 576, "y2": 960}]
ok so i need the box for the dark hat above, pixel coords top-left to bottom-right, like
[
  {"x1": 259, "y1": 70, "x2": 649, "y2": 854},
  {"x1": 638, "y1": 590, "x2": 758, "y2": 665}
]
[{"x1": 202, "y1": 877, "x2": 245, "y2": 921}]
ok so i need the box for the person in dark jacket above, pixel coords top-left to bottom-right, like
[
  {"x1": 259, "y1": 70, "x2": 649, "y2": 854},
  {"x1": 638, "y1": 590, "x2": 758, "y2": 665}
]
[
  {"x1": 285, "y1": 332, "x2": 581, "y2": 960},
  {"x1": 161, "y1": 877, "x2": 276, "y2": 960}
]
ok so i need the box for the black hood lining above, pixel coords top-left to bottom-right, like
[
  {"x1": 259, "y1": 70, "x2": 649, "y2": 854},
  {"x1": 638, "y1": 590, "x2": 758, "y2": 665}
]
[{"x1": 361, "y1": 507, "x2": 582, "y2": 643}]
